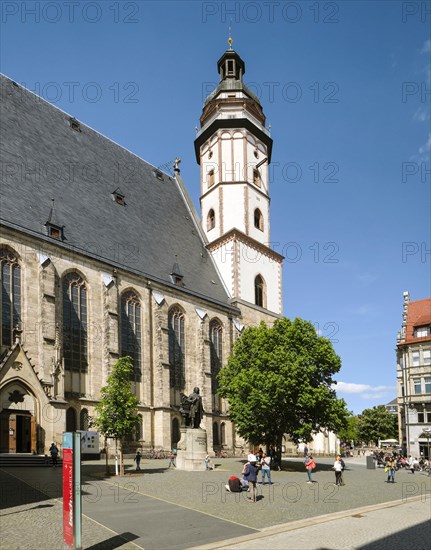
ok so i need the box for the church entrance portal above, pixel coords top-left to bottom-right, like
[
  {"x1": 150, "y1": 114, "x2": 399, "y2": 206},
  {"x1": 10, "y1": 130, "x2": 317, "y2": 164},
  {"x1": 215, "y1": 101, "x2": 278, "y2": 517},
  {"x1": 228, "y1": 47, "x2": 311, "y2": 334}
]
[{"x1": 0, "y1": 410, "x2": 35, "y2": 453}]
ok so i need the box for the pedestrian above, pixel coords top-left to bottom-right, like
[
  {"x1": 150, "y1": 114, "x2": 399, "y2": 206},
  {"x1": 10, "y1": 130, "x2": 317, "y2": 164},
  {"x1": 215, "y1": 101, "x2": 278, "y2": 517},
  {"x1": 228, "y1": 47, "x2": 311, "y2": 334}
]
[
  {"x1": 304, "y1": 454, "x2": 316, "y2": 483},
  {"x1": 260, "y1": 452, "x2": 271, "y2": 484},
  {"x1": 333, "y1": 455, "x2": 343, "y2": 486},
  {"x1": 134, "y1": 451, "x2": 142, "y2": 471},
  {"x1": 168, "y1": 450, "x2": 176, "y2": 468},
  {"x1": 408, "y1": 455, "x2": 415, "y2": 473},
  {"x1": 303, "y1": 444, "x2": 309, "y2": 457},
  {"x1": 205, "y1": 453, "x2": 211, "y2": 470},
  {"x1": 49, "y1": 443, "x2": 59, "y2": 468},
  {"x1": 243, "y1": 454, "x2": 259, "y2": 502},
  {"x1": 386, "y1": 457, "x2": 395, "y2": 483}
]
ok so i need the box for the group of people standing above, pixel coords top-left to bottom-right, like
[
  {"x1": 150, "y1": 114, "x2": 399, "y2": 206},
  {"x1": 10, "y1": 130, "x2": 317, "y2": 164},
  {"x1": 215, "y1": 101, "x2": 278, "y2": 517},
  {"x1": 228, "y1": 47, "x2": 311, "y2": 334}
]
[{"x1": 225, "y1": 450, "x2": 274, "y2": 502}]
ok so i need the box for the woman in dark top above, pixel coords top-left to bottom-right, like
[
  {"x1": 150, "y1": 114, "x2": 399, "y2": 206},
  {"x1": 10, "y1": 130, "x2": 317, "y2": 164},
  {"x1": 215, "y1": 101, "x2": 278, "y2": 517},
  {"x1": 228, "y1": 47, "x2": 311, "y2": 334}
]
[{"x1": 243, "y1": 454, "x2": 259, "y2": 502}]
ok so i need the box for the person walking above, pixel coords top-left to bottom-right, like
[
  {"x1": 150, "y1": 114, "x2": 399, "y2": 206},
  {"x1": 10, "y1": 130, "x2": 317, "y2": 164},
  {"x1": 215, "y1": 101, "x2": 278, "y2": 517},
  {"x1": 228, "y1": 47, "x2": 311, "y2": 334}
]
[
  {"x1": 386, "y1": 457, "x2": 395, "y2": 483},
  {"x1": 303, "y1": 445, "x2": 309, "y2": 457},
  {"x1": 49, "y1": 443, "x2": 59, "y2": 468},
  {"x1": 205, "y1": 453, "x2": 211, "y2": 470},
  {"x1": 304, "y1": 454, "x2": 316, "y2": 483},
  {"x1": 243, "y1": 454, "x2": 259, "y2": 502},
  {"x1": 260, "y1": 452, "x2": 272, "y2": 484},
  {"x1": 333, "y1": 455, "x2": 343, "y2": 486},
  {"x1": 134, "y1": 451, "x2": 142, "y2": 471},
  {"x1": 168, "y1": 450, "x2": 176, "y2": 468}
]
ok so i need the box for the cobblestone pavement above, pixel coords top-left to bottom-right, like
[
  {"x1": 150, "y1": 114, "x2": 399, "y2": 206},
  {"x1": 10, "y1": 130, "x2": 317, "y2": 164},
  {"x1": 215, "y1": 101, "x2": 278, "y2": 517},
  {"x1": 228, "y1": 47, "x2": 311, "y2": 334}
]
[{"x1": 1, "y1": 456, "x2": 430, "y2": 549}]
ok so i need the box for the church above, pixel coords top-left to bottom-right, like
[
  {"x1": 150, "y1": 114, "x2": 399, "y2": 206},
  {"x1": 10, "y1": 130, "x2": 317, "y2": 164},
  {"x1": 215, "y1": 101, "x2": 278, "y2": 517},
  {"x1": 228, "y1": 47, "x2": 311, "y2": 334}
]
[
  {"x1": 0, "y1": 46, "x2": 283, "y2": 455},
  {"x1": 0, "y1": 46, "x2": 337, "y2": 456}
]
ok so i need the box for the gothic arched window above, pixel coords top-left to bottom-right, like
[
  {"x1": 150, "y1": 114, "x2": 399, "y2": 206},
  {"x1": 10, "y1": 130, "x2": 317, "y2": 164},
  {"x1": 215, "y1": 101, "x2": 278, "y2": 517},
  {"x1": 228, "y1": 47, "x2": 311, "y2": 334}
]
[
  {"x1": 207, "y1": 209, "x2": 216, "y2": 231},
  {"x1": 120, "y1": 290, "x2": 142, "y2": 382},
  {"x1": 172, "y1": 417, "x2": 181, "y2": 447},
  {"x1": 62, "y1": 273, "x2": 88, "y2": 373},
  {"x1": 80, "y1": 408, "x2": 89, "y2": 430},
  {"x1": 210, "y1": 319, "x2": 223, "y2": 411},
  {"x1": 254, "y1": 209, "x2": 264, "y2": 231},
  {"x1": 168, "y1": 307, "x2": 185, "y2": 389},
  {"x1": 66, "y1": 407, "x2": 77, "y2": 432},
  {"x1": 136, "y1": 414, "x2": 143, "y2": 441},
  {"x1": 0, "y1": 248, "x2": 21, "y2": 348},
  {"x1": 254, "y1": 275, "x2": 265, "y2": 308}
]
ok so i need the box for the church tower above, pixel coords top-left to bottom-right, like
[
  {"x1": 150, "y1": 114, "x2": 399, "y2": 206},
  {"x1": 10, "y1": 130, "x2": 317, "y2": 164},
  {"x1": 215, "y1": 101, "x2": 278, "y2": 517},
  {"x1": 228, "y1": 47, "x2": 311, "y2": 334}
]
[{"x1": 194, "y1": 45, "x2": 283, "y2": 314}]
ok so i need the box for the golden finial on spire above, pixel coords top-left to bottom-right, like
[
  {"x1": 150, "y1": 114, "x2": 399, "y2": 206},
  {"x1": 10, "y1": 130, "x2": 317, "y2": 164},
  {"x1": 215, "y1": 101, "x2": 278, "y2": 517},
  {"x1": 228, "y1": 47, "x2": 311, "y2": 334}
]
[{"x1": 228, "y1": 20, "x2": 233, "y2": 49}]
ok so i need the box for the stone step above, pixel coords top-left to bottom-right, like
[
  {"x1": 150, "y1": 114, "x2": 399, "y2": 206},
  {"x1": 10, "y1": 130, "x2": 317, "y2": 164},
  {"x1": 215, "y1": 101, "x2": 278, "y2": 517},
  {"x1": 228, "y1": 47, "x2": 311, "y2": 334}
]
[{"x1": 0, "y1": 454, "x2": 63, "y2": 467}]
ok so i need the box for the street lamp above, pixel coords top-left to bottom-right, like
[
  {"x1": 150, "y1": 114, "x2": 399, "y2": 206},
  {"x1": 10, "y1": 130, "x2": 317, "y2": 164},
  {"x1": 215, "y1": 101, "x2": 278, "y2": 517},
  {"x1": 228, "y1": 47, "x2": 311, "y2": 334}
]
[{"x1": 419, "y1": 428, "x2": 431, "y2": 476}]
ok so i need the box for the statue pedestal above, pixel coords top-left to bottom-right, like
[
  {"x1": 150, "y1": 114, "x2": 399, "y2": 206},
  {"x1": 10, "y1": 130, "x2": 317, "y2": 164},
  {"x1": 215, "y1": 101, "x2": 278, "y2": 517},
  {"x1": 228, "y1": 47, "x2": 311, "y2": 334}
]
[{"x1": 176, "y1": 428, "x2": 207, "y2": 471}]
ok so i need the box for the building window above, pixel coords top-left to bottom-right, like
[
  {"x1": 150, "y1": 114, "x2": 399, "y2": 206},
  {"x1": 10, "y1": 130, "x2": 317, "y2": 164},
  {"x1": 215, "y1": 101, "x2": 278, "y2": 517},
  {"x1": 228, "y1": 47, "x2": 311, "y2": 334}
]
[
  {"x1": 207, "y1": 209, "x2": 216, "y2": 231},
  {"x1": 172, "y1": 417, "x2": 180, "y2": 447},
  {"x1": 253, "y1": 168, "x2": 261, "y2": 187},
  {"x1": 80, "y1": 409, "x2": 89, "y2": 431},
  {"x1": 414, "y1": 379, "x2": 421, "y2": 395},
  {"x1": 418, "y1": 412, "x2": 424, "y2": 423},
  {"x1": 208, "y1": 169, "x2": 215, "y2": 188},
  {"x1": 210, "y1": 320, "x2": 223, "y2": 411},
  {"x1": 63, "y1": 273, "x2": 88, "y2": 373},
  {"x1": 412, "y1": 351, "x2": 420, "y2": 367},
  {"x1": 213, "y1": 422, "x2": 219, "y2": 446},
  {"x1": 168, "y1": 307, "x2": 185, "y2": 389},
  {"x1": 66, "y1": 407, "x2": 77, "y2": 432},
  {"x1": 0, "y1": 248, "x2": 21, "y2": 348},
  {"x1": 423, "y1": 350, "x2": 431, "y2": 366},
  {"x1": 254, "y1": 209, "x2": 264, "y2": 231},
  {"x1": 414, "y1": 326, "x2": 430, "y2": 338},
  {"x1": 120, "y1": 291, "x2": 142, "y2": 382},
  {"x1": 254, "y1": 275, "x2": 265, "y2": 307},
  {"x1": 427, "y1": 412, "x2": 431, "y2": 423},
  {"x1": 425, "y1": 377, "x2": 431, "y2": 394}
]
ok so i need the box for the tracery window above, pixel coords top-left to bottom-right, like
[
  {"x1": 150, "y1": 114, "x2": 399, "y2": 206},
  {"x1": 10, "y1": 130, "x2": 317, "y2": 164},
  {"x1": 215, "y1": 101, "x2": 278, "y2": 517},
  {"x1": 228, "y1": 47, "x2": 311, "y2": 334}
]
[
  {"x1": 62, "y1": 273, "x2": 88, "y2": 373},
  {"x1": 255, "y1": 275, "x2": 265, "y2": 308},
  {"x1": 120, "y1": 290, "x2": 142, "y2": 382},
  {"x1": 210, "y1": 319, "x2": 223, "y2": 411},
  {"x1": 168, "y1": 307, "x2": 185, "y2": 389},
  {"x1": 0, "y1": 249, "x2": 21, "y2": 347}
]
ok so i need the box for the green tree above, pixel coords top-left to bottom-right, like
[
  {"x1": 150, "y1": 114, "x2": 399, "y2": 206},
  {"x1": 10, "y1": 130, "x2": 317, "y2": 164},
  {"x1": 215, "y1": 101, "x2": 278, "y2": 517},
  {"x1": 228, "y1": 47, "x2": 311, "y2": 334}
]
[
  {"x1": 217, "y1": 318, "x2": 348, "y2": 460},
  {"x1": 356, "y1": 406, "x2": 398, "y2": 446},
  {"x1": 94, "y1": 357, "x2": 139, "y2": 475},
  {"x1": 337, "y1": 414, "x2": 359, "y2": 446}
]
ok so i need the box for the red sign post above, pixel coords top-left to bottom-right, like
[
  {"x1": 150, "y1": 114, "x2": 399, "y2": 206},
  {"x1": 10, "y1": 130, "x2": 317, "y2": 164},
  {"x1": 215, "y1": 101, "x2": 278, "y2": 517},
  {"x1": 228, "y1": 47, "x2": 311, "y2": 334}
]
[{"x1": 62, "y1": 432, "x2": 81, "y2": 549}]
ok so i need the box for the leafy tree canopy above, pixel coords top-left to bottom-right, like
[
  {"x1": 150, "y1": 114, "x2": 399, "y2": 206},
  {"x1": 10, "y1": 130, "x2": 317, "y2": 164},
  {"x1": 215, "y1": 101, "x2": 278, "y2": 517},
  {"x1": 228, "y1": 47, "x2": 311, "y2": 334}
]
[
  {"x1": 217, "y1": 317, "x2": 348, "y2": 449},
  {"x1": 94, "y1": 357, "x2": 140, "y2": 440},
  {"x1": 337, "y1": 414, "x2": 359, "y2": 445},
  {"x1": 356, "y1": 405, "x2": 398, "y2": 446}
]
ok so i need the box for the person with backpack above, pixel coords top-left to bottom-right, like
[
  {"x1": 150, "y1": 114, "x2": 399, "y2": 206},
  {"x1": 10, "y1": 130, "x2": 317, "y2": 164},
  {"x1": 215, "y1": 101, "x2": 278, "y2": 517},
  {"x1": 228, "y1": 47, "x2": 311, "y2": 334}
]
[
  {"x1": 49, "y1": 443, "x2": 59, "y2": 468},
  {"x1": 304, "y1": 454, "x2": 316, "y2": 483},
  {"x1": 333, "y1": 455, "x2": 343, "y2": 486}
]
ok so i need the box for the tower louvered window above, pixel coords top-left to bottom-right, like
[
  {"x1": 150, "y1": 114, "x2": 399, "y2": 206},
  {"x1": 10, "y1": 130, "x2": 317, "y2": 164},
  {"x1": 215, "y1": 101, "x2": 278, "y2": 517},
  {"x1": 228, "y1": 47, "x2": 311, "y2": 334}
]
[
  {"x1": 168, "y1": 307, "x2": 185, "y2": 389},
  {"x1": 120, "y1": 291, "x2": 142, "y2": 382},
  {"x1": 63, "y1": 273, "x2": 88, "y2": 372},
  {"x1": 0, "y1": 249, "x2": 21, "y2": 347}
]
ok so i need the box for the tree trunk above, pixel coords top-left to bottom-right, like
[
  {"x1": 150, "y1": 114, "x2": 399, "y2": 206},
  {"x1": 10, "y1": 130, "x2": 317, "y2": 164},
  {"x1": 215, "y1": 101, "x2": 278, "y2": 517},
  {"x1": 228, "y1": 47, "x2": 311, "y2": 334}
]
[
  {"x1": 104, "y1": 436, "x2": 109, "y2": 476},
  {"x1": 120, "y1": 438, "x2": 124, "y2": 476}
]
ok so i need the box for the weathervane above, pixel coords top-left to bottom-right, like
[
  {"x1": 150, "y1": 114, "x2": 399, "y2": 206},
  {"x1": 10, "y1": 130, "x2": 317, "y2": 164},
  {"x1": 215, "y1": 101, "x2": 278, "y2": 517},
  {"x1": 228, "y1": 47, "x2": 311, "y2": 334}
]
[{"x1": 228, "y1": 20, "x2": 233, "y2": 49}]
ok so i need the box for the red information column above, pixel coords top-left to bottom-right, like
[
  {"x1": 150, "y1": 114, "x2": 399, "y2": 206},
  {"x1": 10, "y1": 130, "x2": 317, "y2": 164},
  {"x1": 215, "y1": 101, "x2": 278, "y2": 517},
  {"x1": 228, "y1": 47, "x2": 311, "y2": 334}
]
[{"x1": 62, "y1": 433, "x2": 74, "y2": 547}]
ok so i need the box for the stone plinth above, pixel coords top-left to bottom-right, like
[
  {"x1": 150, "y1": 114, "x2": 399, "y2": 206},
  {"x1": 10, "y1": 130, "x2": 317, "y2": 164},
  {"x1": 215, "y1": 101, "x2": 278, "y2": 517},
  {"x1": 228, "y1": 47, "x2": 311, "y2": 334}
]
[{"x1": 175, "y1": 428, "x2": 207, "y2": 471}]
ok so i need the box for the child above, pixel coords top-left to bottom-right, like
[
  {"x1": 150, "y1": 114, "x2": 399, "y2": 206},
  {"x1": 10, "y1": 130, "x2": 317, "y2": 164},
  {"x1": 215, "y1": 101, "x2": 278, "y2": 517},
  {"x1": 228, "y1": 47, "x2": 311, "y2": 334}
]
[{"x1": 168, "y1": 450, "x2": 176, "y2": 468}]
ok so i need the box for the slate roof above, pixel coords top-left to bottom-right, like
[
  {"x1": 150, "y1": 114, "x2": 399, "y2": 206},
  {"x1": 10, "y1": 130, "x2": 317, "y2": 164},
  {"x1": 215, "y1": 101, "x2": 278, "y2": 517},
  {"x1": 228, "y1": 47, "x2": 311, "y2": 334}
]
[{"x1": 0, "y1": 74, "x2": 233, "y2": 309}]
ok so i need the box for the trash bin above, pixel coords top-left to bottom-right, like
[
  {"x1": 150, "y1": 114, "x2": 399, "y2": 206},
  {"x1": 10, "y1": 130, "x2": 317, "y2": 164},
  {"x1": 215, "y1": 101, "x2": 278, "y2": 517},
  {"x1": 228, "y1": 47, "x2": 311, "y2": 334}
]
[{"x1": 366, "y1": 456, "x2": 375, "y2": 469}]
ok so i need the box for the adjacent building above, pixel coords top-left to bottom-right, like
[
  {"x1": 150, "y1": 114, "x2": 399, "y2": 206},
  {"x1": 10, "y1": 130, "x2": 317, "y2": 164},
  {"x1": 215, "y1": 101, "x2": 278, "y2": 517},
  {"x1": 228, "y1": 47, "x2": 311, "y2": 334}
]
[{"x1": 397, "y1": 292, "x2": 431, "y2": 458}]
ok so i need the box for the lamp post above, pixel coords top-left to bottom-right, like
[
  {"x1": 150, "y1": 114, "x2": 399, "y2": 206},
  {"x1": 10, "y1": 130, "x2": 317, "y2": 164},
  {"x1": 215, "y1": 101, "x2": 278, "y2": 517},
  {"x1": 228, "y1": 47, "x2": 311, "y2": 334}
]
[{"x1": 419, "y1": 428, "x2": 431, "y2": 476}]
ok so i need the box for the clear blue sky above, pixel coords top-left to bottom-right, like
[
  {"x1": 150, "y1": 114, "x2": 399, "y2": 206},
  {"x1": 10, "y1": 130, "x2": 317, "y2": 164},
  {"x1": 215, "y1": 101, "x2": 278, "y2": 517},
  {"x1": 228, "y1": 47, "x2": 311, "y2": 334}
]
[{"x1": 1, "y1": 1, "x2": 430, "y2": 414}]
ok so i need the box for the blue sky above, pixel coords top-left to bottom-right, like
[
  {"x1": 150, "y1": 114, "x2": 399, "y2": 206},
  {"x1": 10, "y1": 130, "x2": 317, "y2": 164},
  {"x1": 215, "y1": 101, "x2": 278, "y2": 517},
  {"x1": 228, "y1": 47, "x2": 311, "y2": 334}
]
[{"x1": 1, "y1": 1, "x2": 430, "y2": 414}]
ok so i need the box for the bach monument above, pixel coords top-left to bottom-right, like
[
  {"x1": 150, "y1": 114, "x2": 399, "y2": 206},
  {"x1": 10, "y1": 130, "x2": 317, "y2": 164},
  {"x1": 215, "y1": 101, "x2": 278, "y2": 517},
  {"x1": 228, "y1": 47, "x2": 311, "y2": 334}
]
[{"x1": 176, "y1": 387, "x2": 208, "y2": 470}]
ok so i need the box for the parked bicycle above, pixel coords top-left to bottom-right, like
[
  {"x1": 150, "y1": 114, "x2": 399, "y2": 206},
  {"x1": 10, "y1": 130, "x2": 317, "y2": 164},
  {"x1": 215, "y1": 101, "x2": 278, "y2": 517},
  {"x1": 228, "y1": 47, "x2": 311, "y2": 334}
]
[{"x1": 215, "y1": 449, "x2": 228, "y2": 458}]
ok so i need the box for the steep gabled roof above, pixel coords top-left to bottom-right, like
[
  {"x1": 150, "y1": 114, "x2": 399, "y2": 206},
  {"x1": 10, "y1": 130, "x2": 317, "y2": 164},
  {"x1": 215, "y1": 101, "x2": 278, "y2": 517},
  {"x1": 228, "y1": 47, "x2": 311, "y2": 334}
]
[
  {"x1": 403, "y1": 298, "x2": 431, "y2": 344},
  {"x1": 0, "y1": 74, "x2": 233, "y2": 309}
]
